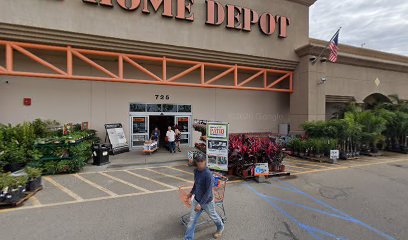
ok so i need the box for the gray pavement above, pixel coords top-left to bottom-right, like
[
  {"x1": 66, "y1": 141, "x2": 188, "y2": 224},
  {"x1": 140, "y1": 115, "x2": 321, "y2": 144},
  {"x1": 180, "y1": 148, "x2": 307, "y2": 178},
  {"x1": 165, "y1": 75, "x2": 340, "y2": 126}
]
[{"x1": 0, "y1": 154, "x2": 407, "y2": 240}]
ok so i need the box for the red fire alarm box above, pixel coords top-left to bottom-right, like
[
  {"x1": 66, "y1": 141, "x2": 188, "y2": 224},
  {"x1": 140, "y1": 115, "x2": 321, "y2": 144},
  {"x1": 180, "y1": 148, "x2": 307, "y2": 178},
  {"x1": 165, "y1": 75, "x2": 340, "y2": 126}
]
[{"x1": 23, "y1": 98, "x2": 31, "y2": 106}]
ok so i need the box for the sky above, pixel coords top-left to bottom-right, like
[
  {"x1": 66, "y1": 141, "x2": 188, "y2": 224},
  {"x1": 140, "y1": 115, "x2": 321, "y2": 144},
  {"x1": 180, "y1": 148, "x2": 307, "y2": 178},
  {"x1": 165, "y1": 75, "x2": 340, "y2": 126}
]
[{"x1": 309, "y1": 0, "x2": 408, "y2": 56}]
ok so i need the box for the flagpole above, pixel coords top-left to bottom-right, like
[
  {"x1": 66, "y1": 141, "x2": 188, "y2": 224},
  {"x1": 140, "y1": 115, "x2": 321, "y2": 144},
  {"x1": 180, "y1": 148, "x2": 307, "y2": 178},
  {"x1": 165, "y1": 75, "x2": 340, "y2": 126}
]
[{"x1": 312, "y1": 27, "x2": 341, "y2": 64}]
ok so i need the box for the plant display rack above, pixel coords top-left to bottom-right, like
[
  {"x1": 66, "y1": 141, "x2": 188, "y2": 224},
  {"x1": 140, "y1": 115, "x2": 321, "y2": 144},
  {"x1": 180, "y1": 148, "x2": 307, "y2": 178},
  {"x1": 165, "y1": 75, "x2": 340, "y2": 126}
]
[
  {"x1": 35, "y1": 131, "x2": 97, "y2": 162},
  {"x1": 32, "y1": 130, "x2": 99, "y2": 175}
]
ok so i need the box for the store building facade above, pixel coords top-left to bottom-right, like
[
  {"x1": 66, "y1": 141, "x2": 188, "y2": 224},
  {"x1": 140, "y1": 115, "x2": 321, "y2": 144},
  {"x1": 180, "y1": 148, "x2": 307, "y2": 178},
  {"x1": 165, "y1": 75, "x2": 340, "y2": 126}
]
[{"x1": 0, "y1": 0, "x2": 407, "y2": 148}]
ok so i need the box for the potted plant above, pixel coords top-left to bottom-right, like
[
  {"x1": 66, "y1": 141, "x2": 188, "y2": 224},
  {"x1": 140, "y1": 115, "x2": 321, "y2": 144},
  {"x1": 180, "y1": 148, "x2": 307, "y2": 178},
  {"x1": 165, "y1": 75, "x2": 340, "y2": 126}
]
[
  {"x1": 298, "y1": 141, "x2": 306, "y2": 158},
  {"x1": 1, "y1": 174, "x2": 28, "y2": 204},
  {"x1": 25, "y1": 167, "x2": 42, "y2": 192},
  {"x1": 279, "y1": 164, "x2": 286, "y2": 172}
]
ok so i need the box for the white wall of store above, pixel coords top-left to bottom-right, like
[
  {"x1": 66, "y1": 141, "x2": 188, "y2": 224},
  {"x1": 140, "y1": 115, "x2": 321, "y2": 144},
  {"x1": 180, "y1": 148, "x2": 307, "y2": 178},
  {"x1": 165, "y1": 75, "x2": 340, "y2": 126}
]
[{"x1": 0, "y1": 76, "x2": 290, "y2": 141}]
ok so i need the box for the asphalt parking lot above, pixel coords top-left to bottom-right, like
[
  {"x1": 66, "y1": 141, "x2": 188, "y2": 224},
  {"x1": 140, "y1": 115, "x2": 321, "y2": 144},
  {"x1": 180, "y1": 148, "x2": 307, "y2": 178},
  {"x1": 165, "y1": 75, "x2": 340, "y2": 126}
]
[{"x1": 0, "y1": 154, "x2": 407, "y2": 240}]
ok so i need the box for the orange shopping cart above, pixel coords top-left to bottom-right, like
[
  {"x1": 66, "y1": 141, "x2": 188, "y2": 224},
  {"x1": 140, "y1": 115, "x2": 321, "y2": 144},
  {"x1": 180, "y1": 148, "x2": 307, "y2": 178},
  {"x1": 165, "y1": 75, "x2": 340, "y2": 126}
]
[{"x1": 179, "y1": 172, "x2": 228, "y2": 228}]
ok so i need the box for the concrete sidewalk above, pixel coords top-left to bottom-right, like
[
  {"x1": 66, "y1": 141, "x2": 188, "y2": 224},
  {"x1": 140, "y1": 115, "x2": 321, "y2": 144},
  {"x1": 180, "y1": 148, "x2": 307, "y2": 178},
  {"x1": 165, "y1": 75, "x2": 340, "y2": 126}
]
[{"x1": 83, "y1": 146, "x2": 195, "y2": 173}]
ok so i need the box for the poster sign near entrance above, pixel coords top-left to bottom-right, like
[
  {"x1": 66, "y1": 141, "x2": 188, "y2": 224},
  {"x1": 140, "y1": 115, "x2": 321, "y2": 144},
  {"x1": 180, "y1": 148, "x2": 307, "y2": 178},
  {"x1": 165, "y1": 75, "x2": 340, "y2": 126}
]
[
  {"x1": 105, "y1": 123, "x2": 130, "y2": 155},
  {"x1": 255, "y1": 163, "x2": 269, "y2": 177},
  {"x1": 206, "y1": 122, "x2": 229, "y2": 171},
  {"x1": 208, "y1": 124, "x2": 228, "y2": 139}
]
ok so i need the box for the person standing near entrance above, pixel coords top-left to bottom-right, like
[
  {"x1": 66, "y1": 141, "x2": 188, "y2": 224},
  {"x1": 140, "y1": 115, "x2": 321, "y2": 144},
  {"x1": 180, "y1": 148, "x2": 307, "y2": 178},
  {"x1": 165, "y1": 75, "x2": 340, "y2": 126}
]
[
  {"x1": 166, "y1": 126, "x2": 176, "y2": 153},
  {"x1": 184, "y1": 157, "x2": 224, "y2": 240},
  {"x1": 151, "y1": 127, "x2": 160, "y2": 146},
  {"x1": 175, "y1": 127, "x2": 182, "y2": 152}
]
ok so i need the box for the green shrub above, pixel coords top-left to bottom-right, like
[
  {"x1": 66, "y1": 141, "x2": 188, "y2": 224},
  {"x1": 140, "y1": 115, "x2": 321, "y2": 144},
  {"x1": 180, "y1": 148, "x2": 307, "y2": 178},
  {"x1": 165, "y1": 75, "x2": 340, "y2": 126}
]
[{"x1": 25, "y1": 167, "x2": 42, "y2": 180}]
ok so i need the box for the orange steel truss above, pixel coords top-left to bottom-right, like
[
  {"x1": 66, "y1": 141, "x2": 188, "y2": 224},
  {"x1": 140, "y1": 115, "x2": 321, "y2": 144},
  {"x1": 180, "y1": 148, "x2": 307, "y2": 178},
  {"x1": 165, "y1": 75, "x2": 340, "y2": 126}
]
[{"x1": 0, "y1": 40, "x2": 293, "y2": 92}]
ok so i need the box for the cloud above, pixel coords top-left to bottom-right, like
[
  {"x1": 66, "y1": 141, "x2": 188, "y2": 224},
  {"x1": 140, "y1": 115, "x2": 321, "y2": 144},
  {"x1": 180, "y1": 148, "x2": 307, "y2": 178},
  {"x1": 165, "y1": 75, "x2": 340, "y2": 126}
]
[{"x1": 310, "y1": 0, "x2": 408, "y2": 56}]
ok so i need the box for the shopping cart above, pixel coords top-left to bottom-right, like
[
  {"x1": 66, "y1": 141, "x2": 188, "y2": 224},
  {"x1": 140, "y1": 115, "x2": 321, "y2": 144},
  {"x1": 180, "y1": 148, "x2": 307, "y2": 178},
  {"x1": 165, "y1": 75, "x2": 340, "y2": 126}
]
[{"x1": 179, "y1": 172, "x2": 228, "y2": 228}]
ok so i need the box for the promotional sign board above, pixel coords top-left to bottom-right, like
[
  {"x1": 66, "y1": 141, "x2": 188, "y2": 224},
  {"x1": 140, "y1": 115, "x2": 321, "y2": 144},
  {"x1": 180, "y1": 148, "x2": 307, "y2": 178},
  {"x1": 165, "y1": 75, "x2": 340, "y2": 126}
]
[
  {"x1": 255, "y1": 163, "x2": 269, "y2": 177},
  {"x1": 105, "y1": 123, "x2": 130, "y2": 155},
  {"x1": 206, "y1": 122, "x2": 229, "y2": 171},
  {"x1": 208, "y1": 123, "x2": 228, "y2": 139},
  {"x1": 330, "y1": 150, "x2": 340, "y2": 162}
]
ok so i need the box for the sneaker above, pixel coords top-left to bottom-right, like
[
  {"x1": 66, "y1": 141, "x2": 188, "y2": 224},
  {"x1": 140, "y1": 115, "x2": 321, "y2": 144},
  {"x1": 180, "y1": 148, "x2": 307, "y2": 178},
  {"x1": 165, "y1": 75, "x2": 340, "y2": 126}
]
[{"x1": 213, "y1": 230, "x2": 223, "y2": 239}]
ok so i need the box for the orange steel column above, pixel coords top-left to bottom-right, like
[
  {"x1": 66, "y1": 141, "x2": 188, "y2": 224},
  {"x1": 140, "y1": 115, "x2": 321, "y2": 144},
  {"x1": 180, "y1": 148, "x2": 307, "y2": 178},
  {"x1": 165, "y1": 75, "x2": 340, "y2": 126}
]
[
  {"x1": 118, "y1": 55, "x2": 124, "y2": 79},
  {"x1": 289, "y1": 72, "x2": 293, "y2": 92},
  {"x1": 162, "y1": 57, "x2": 167, "y2": 81},
  {"x1": 200, "y1": 64, "x2": 205, "y2": 84},
  {"x1": 234, "y1": 64, "x2": 238, "y2": 86},
  {"x1": 6, "y1": 43, "x2": 13, "y2": 71},
  {"x1": 67, "y1": 46, "x2": 73, "y2": 76}
]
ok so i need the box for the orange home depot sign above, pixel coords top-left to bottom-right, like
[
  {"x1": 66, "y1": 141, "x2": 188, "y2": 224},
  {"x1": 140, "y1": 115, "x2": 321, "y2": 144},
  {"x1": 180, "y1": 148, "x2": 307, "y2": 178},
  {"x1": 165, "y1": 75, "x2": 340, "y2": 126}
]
[{"x1": 82, "y1": 0, "x2": 290, "y2": 38}]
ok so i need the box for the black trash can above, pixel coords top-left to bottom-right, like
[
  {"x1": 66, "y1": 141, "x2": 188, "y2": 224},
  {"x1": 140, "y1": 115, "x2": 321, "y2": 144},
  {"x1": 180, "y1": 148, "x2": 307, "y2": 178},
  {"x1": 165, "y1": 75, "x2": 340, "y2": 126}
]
[{"x1": 92, "y1": 144, "x2": 110, "y2": 166}]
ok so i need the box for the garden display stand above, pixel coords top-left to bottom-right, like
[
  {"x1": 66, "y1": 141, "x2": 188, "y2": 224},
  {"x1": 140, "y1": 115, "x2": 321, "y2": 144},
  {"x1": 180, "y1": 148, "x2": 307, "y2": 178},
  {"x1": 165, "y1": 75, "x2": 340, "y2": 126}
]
[{"x1": 0, "y1": 186, "x2": 42, "y2": 208}]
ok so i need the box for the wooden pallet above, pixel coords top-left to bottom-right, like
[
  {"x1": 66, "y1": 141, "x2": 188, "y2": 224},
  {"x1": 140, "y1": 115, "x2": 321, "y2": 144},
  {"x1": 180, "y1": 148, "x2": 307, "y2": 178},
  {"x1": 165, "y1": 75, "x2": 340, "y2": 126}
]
[{"x1": 0, "y1": 186, "x2": 43, "y2": 208}]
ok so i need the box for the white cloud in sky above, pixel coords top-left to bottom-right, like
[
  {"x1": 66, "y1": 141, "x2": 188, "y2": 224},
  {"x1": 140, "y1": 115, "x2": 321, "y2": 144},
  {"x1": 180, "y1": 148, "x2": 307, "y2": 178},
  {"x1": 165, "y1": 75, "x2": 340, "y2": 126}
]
[{"x1": 310, "y1": 0, "x2": 408, "y2": 56}]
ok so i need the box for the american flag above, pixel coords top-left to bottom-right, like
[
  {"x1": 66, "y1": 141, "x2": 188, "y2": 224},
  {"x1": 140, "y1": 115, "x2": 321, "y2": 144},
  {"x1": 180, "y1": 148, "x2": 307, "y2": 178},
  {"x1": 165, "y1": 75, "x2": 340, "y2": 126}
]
[{"x1": 329, "y1": 31, "x2": 340, "y2": 62}]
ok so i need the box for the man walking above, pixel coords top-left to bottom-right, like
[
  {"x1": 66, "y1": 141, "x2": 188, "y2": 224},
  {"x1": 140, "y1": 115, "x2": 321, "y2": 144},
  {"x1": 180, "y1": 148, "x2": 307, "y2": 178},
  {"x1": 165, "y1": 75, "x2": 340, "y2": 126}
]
[
  {"x1": 184, "y1": 157, "x2": 224, "y2": 240},
  {"x1": 166, "y1": 126, "x2": 176, "y2": 153}
]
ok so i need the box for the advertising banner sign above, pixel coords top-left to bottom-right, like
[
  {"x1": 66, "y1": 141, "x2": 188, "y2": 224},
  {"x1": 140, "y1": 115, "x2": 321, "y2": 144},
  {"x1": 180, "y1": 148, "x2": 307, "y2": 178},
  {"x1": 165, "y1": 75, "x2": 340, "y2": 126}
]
[
  {"x1": 255, "y1": 163, "x2": 269, "y2": 176},
  {"x1": 208, "y1": 124, "x2": 228, "y2": 139},
  {"x1": 206, "y1": 122, "x2": 229, "y2": 171},
  {"x1": 105, "y1": 123, "x2": 129, "y2": 154}
]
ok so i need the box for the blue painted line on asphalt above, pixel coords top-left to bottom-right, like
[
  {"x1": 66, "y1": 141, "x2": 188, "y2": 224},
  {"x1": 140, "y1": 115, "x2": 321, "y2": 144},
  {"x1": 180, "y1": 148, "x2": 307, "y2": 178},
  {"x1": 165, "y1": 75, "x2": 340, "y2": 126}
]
[
  {"x1": 274, "y1": 179, "x2": 396, "y2": 240},
  {"x1": 246, "y1": 183, "x2": 348, "y2": 240},
  {"x1": 264, "y1": 183, "x2": 298, "y2": 193},
  {"x1": 247, "y1": 179, "x2": 396, "y2": 240},
  {"x1": 276, "y1": 179, "x2": 351, "y2": 218},
  {"x1": 262, "y1": 194, "x2": 352, "y2": 221}
]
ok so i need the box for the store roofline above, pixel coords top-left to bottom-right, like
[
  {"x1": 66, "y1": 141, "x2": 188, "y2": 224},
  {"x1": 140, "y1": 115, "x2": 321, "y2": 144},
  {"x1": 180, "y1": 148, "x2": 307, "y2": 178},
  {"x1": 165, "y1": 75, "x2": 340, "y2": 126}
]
[
  {"x1": 296, "y1": 38, "x2": 408, "y2": 73},
  {"x1": 287, "y1": 0, "x2": 317, "y2": 7}
]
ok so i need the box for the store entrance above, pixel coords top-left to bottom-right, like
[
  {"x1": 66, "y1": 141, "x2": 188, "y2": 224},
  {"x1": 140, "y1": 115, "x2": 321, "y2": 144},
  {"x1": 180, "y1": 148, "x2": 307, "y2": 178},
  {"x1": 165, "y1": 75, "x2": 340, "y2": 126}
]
[{"x1": 149, "y1": 115, "x2": 175, "y2": 147}]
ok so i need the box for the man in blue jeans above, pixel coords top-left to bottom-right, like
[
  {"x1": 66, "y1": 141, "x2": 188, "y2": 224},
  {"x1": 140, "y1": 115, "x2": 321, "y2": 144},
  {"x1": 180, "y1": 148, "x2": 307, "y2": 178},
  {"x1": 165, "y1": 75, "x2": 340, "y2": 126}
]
[{"x1": 184, "y1": 157, "x2": 224, "y2": 240}]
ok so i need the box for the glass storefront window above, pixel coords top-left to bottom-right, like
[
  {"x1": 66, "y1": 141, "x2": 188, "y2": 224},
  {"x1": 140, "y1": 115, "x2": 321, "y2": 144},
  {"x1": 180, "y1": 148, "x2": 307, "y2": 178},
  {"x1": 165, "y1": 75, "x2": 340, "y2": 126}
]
[
  {"x1": 133, "y1": 117, "x2": 147, "y2": 133},
  {"x1": 176, "y1": 117, "x2": 189, "y2": 132},
  {"x1": 132, "y1": 135, "x2": 146, "y2": 146},
  {"x1": 178, "y1": 105, "x2": 192, "y2": 113},
  {"x1": 163, "y1": 104, "x2": 177, "y2": 112},
  {"x1": 147, "y1": 104, "x2": 162, "y2": 112},
  {"x1": 180, "y1": 134, "x2": 189, "y2": 144},
  {"x1": 130, "y1": 103, "x2": 146, "y2": 112}
]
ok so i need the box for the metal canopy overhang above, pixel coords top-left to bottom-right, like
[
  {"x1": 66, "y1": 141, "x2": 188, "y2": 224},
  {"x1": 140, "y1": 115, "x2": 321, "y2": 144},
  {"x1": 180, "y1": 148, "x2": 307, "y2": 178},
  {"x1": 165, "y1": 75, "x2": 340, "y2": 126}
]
[{"x1": 0, "y1": 40, "x2": 293, "y2": 93}]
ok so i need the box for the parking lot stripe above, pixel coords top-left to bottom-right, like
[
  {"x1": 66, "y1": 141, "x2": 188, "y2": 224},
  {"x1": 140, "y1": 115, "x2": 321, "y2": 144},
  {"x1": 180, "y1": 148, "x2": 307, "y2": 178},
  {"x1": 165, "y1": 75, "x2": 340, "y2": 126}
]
[
  {"x1": 73, "y1": 174, "x2": 117, "y2": 197},
  {"x1": 43, "y1": 176, "x2": 83, "y2": 201},
  {"x1": 286, "y1": 160, "x2": 332, "y2": 168},
  {"x1": 285, "y1": 164, "x2": 320, "y2": 171},
  {"x1": 145, "y1": 168, "x2": 194, "y2": 183},
  {"x1": 29, "y1": 196, "x2": 41, "y2": 206},
  {"x1": 0, "y1": 180, "x2": 244, "y2": 214},
  {"x1": 284, "y1": 168, "x2": 301, "y2": 173},
  {"x1": 99, "y1": 172, "x2": 152, "y2": 193},
  {"x1": 166, "y1": 166, "x2": 194, "y2": 175},
  {"x1": 125, "y1": 170, "x2": 177, "y2": 190},
  {"x1": 296, "y1": 158, "x2": 408, "y2": 175},
  {"x1": 79, "y1": 164, "x2": 186, "y2": 175}
]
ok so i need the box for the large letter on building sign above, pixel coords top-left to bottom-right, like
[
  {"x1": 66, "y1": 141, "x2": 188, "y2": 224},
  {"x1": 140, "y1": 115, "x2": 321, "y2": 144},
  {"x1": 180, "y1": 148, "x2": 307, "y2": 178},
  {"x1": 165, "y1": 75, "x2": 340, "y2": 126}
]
[
  {"x1": 142, "y1": 0, "x2": 173, "y2": 17},
  {"x1": 206, "y1": 0, "x2": 225, "y2": 26},
  {"x1": 259, "y1": 13, "x2": 276, "y2": 35},
  {"x1": 117, "y1": 0, "x2": 141, "y2": 11},
  {"x1": 82, "y1": 0, "x2": 113, "y2": 7},
  {"x1": 276, "y1": 16, "x2": 290, "y2": 38},
  {"x1": 176, "y1": 0, "x2": 194, "y2": 21}
]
